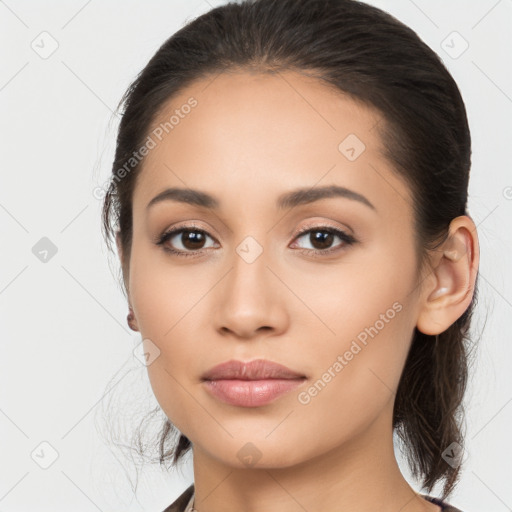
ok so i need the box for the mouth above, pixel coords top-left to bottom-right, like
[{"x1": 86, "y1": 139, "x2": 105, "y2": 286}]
[
  {"x1": 201, "y1": 359, "x2": 307, "y2": 407},
  {"x1": 202, "y1": 377, "x2": 307, "y2": 407},
  {"x1": 201, "y1": 358, "x2": 306, "y2": 381}
]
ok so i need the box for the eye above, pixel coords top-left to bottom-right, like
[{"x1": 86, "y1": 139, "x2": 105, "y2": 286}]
[
  {"x1": 291, "y1": 226, "x2": 356, "y2": 255},
  {"x1": 155, "y1": 223, "x2": 357, "y2": 258},
  {"x1": 155, "y1": 223, "x2": 218, "y2": 258}
]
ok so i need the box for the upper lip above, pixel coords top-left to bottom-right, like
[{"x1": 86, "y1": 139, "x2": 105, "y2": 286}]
[{"x1": 201, "y1": 359, "x2": 306, "y2": 381}]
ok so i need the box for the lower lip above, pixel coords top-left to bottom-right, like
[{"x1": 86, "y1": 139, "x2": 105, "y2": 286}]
[{"x1": 203, "y1": 378, "x2": 306, "y2": 407}]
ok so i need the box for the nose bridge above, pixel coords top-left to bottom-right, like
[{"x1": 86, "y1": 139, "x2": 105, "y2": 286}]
[
  {"x1": 228, "y1": 233, "x2": 272, "y2": 307},
  {"x1": 213, "y1": 231, "x2": 288, "y2": 338}
]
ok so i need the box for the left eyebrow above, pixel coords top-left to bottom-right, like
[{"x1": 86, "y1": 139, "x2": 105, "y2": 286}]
[
  {"x1": 277, "y1": 185, "x2": 376, "y2": 212},
  {"x1": 146, "y1": 184, "x2": 376, "y2": 212}
]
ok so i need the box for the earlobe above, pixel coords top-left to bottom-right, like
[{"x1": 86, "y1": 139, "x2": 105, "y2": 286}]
[
  {"x1": 416, "y1": 216, "x2": 479, "y2": 336},
  {"x1": 127, "y1": 306, "x2": 139, "y2": 332}
]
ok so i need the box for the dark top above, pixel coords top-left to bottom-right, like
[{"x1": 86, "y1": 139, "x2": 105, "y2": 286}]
[{"x1": 162, "y1": 484, "x2": 465, "y2": 512}]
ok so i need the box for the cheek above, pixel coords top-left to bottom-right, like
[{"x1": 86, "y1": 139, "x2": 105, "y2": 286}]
[
  {"x1": 296, "y1": 244, "x2": 416, "y2": 411},
  {"x1": 290, "y1": 299, "x2": 414, "y2": 459},
  {"x1": 127, "y1": 242, "x2": 214, "y2": 427},
  {"x1": 128, "y1": 238, "x2": 212, "y2": 338},
  {"x1": 306, "y1": 282, "x2": 412, "y2": 398},
  {"x1": 300, "y1": 254, "x2": 413, "y2": 349}
]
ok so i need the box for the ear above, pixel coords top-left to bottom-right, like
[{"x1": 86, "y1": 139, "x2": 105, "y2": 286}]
[{"x1": 416, "y1": 215, "x2": 479, "y2": 335}]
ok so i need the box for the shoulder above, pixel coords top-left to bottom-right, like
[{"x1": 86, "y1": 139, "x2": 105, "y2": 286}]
[
  {"x1": 423, "y1": 494, "x2": 465, "y2": 512},
  {"x1": 162, "y1": 484, "x2": 195, "y2": 512}
]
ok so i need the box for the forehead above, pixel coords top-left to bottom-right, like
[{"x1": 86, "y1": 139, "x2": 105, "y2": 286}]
[{"x1": 132, "y1": 70, "x2": 412, "y2": 218}]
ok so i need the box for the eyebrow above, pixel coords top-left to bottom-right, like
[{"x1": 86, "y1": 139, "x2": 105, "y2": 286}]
[{"x1": 146, "y1": 185, "x2": 376, "y2": 212}]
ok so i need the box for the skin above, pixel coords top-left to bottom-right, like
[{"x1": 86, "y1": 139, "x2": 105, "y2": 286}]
[{"x1": 117, "y1": 70, "x2": 479, "y2": 512}]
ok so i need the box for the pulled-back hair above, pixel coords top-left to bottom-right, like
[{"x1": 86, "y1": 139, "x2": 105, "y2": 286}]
[{"x1": 101, "y1": 0, "x2": 479, "y2": 500}]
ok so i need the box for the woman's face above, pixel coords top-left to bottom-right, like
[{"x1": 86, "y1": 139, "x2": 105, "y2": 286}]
[{"x1": 126, "y1": 70, "x2": 427, "y2": 468}]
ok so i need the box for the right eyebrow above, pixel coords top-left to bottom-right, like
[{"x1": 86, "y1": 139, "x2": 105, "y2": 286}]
[{"x1": 276, "y1": 184, "x2": 376, "y2": 212}]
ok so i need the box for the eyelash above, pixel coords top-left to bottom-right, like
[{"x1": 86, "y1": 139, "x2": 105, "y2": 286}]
[{"x1": 155, "y1": 223, "x2": 357, "y2": 259}]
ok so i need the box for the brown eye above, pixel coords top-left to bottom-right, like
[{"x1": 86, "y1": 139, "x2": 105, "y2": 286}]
[
  {"x1": 156, "y1": 226, "x2": 217, "y2": 257},
  {"x1": 307, "y1": 230, "x2": 335, "y2": 250},
  {"x1": 178, "y1": 230, "x2": 208, "y2": 250},
  {"x1": 292, "y1": 226, "x2": 356, "y2": 255}
]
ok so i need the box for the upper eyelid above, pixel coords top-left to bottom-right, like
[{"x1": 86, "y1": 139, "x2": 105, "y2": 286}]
[
  {"x1": 294, "y1": 222, "x2": 350, "y2": 236},
  {"x1": 162, "y1": 221, "x2": 348, "y2": 235}
]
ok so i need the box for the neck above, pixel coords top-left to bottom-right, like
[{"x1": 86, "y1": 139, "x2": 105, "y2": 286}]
[{"x1": 190, "y1": 405, "x2": 439, "y2": 512}]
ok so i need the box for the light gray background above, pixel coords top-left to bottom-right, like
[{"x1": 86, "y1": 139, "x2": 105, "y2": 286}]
[{"x1": 1, "y1": 0, "x2": 511, "y2": 510}]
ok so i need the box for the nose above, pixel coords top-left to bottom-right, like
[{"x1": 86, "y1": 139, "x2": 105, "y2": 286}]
[{"x1": 212, "y1": 243, "x2": 290, "y2": 341}]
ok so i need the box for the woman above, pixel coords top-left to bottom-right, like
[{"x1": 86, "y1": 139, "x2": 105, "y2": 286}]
[{"x1": 101, "y1": 0, "x2": 479, "y2": 510}]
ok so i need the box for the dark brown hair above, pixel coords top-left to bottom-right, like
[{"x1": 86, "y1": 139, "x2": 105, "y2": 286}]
[{"x1": 101, "y1": 0, "x2": 479, "y2": 500}]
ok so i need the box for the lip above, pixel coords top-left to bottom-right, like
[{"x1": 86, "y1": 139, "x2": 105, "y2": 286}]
[
  {"x1": 201, "y1": 359, "x2": 306, "y2": 381},
  {"x1": 201, "y1": 359, "x2": 307, "y2": 407}
]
